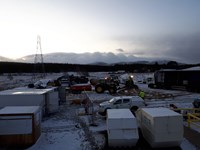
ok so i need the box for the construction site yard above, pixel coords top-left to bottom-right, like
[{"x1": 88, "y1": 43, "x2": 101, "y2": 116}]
[{"x1": 0, "y1": 72, "x2": 200, "y2": 150}]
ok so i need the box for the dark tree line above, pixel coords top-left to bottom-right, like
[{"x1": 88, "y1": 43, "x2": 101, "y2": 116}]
[{"x1": 0, "y1": 61, "x2": 199, "y2": 73}]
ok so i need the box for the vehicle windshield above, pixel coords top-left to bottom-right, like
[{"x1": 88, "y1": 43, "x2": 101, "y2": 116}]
[{"x1": 109, "y1": 98, "x2": 116, "y2": 103}]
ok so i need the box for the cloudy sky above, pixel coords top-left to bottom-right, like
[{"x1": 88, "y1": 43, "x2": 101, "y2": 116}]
[{"x1": 0, "y1": 0, "x2": 200, "y2": 63}]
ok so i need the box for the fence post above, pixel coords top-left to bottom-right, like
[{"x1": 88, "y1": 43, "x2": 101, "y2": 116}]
[{"x1": 187, "y1": 113, "x2": 191, "y2": 128}]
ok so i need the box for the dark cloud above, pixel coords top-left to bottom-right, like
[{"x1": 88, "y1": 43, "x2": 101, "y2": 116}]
[
  {"x1": 141, "y1": 33, "x2": 200, "y2": 64},
  {"x1": 163, "y1": 34, "x2": 200, "y2": 64},
  {"x1": 116, "y1": 48, "x2": 125, "y2": 52},
  {"x1": 114, "y1": 32, "x2": 200, "y2": 64}
]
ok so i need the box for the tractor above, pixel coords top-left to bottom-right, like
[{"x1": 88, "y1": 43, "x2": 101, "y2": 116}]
[
  {"x1": 92, "y1": 77, "x2": 118, "y2": 94},
  {"x1": 90, "y1": 73, "x2": 137, "y2": 94}
]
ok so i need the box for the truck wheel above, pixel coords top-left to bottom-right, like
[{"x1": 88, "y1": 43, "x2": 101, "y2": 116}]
[
  {"x1": 104, "y1": 108, "x2": 111, "y2": 116},
  {"x1": 131, "y1": 106, "x2": 138, "y2": 115},
  {"x1": 95, "y1": 85, "x2": 105, "y2": 93}
]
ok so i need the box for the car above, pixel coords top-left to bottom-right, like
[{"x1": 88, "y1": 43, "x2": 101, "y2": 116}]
[
  {"x1": 193, "y1": 98, "x2": 200, "y2": 108},
  {"x1": 98, "y1": 96, "x2": 145, "y2": 115}
]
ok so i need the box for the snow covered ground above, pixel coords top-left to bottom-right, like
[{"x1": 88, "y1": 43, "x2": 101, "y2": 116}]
[{"x1": 0, "y1": 72, "x2": 200, "y2": 150}]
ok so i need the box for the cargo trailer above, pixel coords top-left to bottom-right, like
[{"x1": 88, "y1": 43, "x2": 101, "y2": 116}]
[
  {"x1": 136, "y1": 107, "x2": 183, "y2": 148},
  {"x1": 151, "y1": 69, "x2": 200, "y2": 92},
  {"x1": 107, "y1": 109, "x2": 139, "y2": 148},
  {"x1": 0, "y1": 106, "x2": 41, "y2": 148}
]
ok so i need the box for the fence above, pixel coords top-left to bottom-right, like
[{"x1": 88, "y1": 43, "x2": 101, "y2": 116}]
[
  {"x1": 187, "y1": 113, "x2": 200, "y2": 128},
  {"x1": 171, "y1": 108, "x2": 200, "y2": 128}
]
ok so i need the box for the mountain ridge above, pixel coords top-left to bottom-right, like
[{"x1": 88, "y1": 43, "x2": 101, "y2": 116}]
[{"x1": 0, "y1": 52, "x2": 182, "y2": 65}]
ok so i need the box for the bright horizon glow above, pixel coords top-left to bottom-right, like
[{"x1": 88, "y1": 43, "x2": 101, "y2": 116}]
[
  {"x1": 0, "y1": 0, "x2": 200, "y2": 63},
  {"x1": 0, "y1": 0, "x2": 121, "y2": 59}
]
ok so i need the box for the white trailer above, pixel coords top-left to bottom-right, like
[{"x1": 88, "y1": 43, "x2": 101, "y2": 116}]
[
  {"x1": 136, "y1": 107, "x2": 183, "y2": 148},
  {"x1": 107, "y1": 109, "x2": 139, "y2": 148},
  {"x1": 0, "y1": 106, "x2": 41, "y2": 148},
  {"x1": 0, "y1": 87, "x2": 59, "y2": 116}
]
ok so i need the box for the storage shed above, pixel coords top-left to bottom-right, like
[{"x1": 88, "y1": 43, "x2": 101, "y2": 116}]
[
  {"x1": 107, "y1": 109, "x2": 139, "y2": 148},
  {"x1": 136, "y1": 107, "x2": 183, "y2": 148},
  {"x1": 0, "y1": 87, "x2": 59, "y2": 116},
  {"x1": 0, "y1": 106, "x2": 41, "y2": 148}
]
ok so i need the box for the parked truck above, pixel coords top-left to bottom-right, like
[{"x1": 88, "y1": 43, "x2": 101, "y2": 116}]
[{"x1": 99, "y1": 96, "x2": 145, "y2": 115}]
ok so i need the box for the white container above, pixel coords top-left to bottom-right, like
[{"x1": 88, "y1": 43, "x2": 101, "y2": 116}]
[
  {"x1": 136, "y1": 107, "x2": 183, "y2": 148},
  {"x1": 0, "y1": 87, "x2": 59, "y2": 116},
  {"x1": 0, "y1": 106, "x2": 41, "y2": 148},
  {"x1": 107, "y1": 109, "x2": 139, "y2": 147}
]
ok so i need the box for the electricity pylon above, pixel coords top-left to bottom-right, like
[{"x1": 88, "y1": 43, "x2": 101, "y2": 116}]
[{"x1": 34, "y1": 35, "x2": 45, "y2": 79}]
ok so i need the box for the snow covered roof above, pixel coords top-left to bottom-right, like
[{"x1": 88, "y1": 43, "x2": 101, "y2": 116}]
[
  {"x1": 159, "y1": 69, "x2": 177, "y2": 71},
  {"x1": 0, "y1": 87, "x2": 57, "y2": 95},
  {"x1": 141, "y1": 107, "x2": 182, "y2": 117},
  {"x1": 182, "y1": 66, "x2": 200, "y2": 71},
  {"x1": 0, "y1": 106, "x2": 40, "y2": 114},
  {"x1": 107, "y1": 109, "x2": 135, "y2": 119},
  {"x1": 158, "y1": 66, "x2": 200, "y2": 72}
]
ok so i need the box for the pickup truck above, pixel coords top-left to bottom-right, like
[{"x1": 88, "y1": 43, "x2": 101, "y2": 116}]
[{"x1": 98, "y1": 96, "x2": 145, "y2": 115}]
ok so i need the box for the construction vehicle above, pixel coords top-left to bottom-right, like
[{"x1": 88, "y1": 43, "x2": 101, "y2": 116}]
[
  {"x1": 91, "y1": 77, "x2": 118, "y2": 94},
  {"x1": 57, "y1": 74, "x2": 90, "y2": 94},
  {"x1": 57, "y1": 74, "x2": 89, "y2": 86},
  {"x1": 90, "y1": 73, "x2": 138, "y2": 94},
  {"x1": 68, "y1": 83, "x2": 92, "y2": 94}
]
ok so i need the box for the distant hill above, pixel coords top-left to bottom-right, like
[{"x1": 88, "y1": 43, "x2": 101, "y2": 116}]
[
  {"x1": 0, "y1": 56, "x2": 13, "y2": 62},
  {"x1": 0, "y1": 52, "x2": 179, "y2": 65},
  {"x1": 14, "y1": 52, "x2": 143, "y2": 64}
]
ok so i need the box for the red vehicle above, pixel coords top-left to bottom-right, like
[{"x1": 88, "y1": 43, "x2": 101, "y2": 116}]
[{"x1": 69, "y1": 83, "x2": 92, "y2": 94}]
